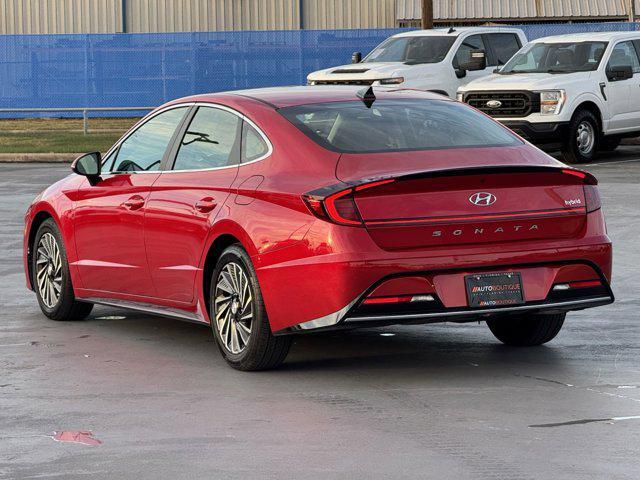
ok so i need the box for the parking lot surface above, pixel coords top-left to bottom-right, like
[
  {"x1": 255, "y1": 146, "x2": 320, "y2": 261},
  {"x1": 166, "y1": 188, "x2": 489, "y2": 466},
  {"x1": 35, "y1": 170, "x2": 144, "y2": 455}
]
[{"x1": 1, "y1": 150, "x2": 639, "y2": 479}]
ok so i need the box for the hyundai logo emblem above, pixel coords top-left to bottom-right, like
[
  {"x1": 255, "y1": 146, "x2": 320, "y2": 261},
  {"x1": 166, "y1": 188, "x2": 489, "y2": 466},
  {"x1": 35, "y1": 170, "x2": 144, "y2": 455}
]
[
  {"x1": 486, "y1": 100, "x2": 502, "y2": 108},
  {"x1": 469, "y1": 192, "x2": 497, "y2": 206}
]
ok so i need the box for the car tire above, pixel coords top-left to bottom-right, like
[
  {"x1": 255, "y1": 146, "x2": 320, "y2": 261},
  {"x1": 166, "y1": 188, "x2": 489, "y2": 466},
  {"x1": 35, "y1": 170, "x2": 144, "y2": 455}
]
[
  {"x1": 561, "y1": 110, "x2": 599, "y2": 164},
  {"x1": 32, "y1": 218, "x2": 93, "y2": 321},
  {"x1": 598, "y1": 136, "x2": 622, "y2": 152},
  {"x1": 210, "y1": 245, "x2": 292, "y2": 371},
  {"x1": 486, "y1": 313, "x2": 565, "y2": 346}
]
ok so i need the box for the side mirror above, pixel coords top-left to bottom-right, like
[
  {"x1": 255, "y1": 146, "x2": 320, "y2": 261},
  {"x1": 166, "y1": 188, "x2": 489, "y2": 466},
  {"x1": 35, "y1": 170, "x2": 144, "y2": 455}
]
[
  {"x1": 459, "y1": 49, "x2": 487, "y2": 72},
  {"x1": 351, "y1": 51, "x2": 362, "y2": 64},
  {"x1": 71, "y1": 152, "x2": 101, "y2": 179},
  {"x1": 607, "y1": 64, "x2": 633, "y2": 81}
]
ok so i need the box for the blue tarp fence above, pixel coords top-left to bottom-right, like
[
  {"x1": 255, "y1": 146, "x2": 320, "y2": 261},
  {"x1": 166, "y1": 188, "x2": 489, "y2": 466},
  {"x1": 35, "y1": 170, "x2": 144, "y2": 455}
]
[{"x1": 0, "y1": 22, "x2": 638, "y2": 116}]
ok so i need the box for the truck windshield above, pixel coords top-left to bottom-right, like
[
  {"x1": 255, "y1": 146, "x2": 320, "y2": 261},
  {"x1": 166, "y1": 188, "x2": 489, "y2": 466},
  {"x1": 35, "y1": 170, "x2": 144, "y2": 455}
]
[
  {"x1": 363, "y1": 36, "x2": 456, "y2": 64},
  {"x1": 280, "y1": 99, "x2": 520, "y2": 154},
  {"x1": 500, "y1": 41, "x2": 608, "y2": 74}
]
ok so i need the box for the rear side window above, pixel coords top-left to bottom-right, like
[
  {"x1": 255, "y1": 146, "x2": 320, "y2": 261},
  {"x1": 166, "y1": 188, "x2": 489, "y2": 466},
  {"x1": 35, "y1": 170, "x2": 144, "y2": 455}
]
[
  {"x1": 112, "y1": 107, "x2": 188, "y2": 172},
  {"x1": 241, "y1": 122, "x2": 269, "y2": 163},
  {"x1": 487, "y1": 33, "x2": 522, "y2": 66},
  {"x1": 280, "y1": 100, "x2": 520, "y2": 154},
  {"x1": 173, "y1": 106, "x2": 241, "y2": 171}
]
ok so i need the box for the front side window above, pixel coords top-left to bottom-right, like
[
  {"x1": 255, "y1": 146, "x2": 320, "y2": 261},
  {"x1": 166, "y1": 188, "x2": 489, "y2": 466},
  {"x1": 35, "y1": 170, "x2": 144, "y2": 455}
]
[
  {"x1": 173, "y1": 106, "x2": 241, "y2": 171},
  {"x1": 487, "y1": 33, "x2": 521, "y2": 66},
  {"x1": 454, "y1": 34, "x2": 486, "y2": 68},
  {"x1": 364, "y1": 36, "x2": 455, "y2": 64},
  {"x1": 280, "y1": 99, "x2": 520, "y2": 154},
  {"x1": 112, "y1": 107, "x2": 188, "y2": 172},
  {"x1": 500, "y1": 41, "x2": 608, "y2": 74},
  {"x1": 608, "y1": 41, "x2": 640, "y2": 73}
]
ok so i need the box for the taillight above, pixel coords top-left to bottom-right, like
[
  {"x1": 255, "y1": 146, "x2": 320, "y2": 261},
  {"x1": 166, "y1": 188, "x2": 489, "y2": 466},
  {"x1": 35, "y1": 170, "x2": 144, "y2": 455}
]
[
  {"x1": 302, "y1": 178, "x2": 395, "y2": 227},
  {"x1": 584, "y1": 185, "x2": 601, "y2": 213},
  {"x1": 562, "y1": 169, "x2": 601, "y2": 213}
]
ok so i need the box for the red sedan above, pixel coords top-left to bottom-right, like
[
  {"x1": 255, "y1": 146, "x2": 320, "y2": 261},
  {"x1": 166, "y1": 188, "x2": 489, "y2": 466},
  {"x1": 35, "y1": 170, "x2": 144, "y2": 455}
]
[{"x1": 23, "y1": 86, "x2": 614, "y2": 370}]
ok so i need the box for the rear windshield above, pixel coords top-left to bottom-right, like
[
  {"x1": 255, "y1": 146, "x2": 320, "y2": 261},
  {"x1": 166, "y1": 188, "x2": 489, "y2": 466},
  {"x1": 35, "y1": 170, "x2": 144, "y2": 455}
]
[{"x1": 280, "y1": 99, "x2": 521, "y2": 153}]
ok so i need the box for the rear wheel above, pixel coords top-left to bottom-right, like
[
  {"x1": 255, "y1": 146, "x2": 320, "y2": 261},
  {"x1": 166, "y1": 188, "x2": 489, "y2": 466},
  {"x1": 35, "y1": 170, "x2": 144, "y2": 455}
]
[
  {"x1": 32, "y1": 219, "x2": 93, "y2": 321},
  {"x1": 561, "y1": 110, "x2": 599, "y2": 164},
  {"x1": 486, "y1": 313, "x2": 565, "y2": 346},
  {"x1": 210, "y1": 245, "x2": 292, "y2": 371}
]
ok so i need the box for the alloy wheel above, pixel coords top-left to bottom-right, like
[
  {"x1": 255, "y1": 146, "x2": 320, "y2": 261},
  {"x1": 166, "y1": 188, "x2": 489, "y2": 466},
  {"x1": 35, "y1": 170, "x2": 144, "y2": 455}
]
[
  {"x1": 35, "y1": 232, "x2": 63, "y2": 308},
  {"x1": 576, "y1": 121, "x2": 595, "y2": 155},
  {"x1": 214, "y1": 262, "x2": 253, "y2": 354}
]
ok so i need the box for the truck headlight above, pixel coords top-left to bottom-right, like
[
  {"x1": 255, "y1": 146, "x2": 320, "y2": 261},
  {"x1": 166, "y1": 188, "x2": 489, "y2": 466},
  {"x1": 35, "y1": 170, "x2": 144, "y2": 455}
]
[
  {"x1": 456, "y1": 92, "x2": 464, "y2": 102},
  {"x1": 539, "y1": 90, "x2": 565, "y2": 115},
  {"x1": 379, "y1": 77, "x2": 404, "y2": 85}
]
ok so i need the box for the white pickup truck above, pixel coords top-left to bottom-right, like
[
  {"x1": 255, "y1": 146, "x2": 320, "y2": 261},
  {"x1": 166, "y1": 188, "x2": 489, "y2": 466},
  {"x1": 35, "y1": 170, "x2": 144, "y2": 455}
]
[
  {"x1": 458, "y1": 32, "x2": 640, "y2": 163},
  {"x1": 307, "y1": 27, "x2": 527, "y2": 98}
]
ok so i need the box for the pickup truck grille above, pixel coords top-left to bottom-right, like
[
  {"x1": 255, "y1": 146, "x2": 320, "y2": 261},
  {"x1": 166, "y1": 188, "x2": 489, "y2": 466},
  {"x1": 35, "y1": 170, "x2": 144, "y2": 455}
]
[
  {"x1": 313, "y1": 79, "x2": 375, "y2": 86},
  {"x1": 464, "y1": 91, "x2": 540, "y2": 118}
]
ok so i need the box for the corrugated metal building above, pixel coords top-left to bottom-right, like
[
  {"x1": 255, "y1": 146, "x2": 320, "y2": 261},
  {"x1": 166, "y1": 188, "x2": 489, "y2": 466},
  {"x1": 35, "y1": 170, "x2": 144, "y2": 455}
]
[
  {"x1": 0, "y1": 0, "x2": 638, "y2": 34},
  {"x1": 398, "y1": 0, "x2": 640, "y2": 26}
]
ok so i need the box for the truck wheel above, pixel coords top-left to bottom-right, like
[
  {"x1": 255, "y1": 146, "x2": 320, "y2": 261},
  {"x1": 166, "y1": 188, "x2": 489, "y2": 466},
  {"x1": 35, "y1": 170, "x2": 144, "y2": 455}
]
[
  {"x1": 598, "y1": 136, "x2": 622, "y2": 152},
  {"x1": 487, "y1": 313, "x2": 565, "y2": 346},
  {"x1": 561, "y1": 110, "x2": 599, "y2": 164},
  {"x1": 210, "y1": 245, "x2": 292, "y2": 371}
]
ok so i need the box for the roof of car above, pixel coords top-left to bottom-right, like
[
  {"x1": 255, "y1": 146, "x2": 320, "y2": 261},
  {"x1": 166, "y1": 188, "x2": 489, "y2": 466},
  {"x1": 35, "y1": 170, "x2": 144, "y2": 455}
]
[
  {"x1": 221, "y1": 85, "x2": 449, "y2": 108},
  {"x1": 392, "y1": 26, "x2": 524, "y2": 38},
  {"x1": 532, "y1": 31, "x2": 640, "y2": 43}
]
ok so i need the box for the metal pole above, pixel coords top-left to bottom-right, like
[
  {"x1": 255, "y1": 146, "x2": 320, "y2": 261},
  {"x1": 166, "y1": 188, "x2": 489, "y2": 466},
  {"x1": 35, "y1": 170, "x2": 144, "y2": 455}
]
[
  {"x1": 83, "y1": 109, "x2": 88, "y2": 135},
  {"x1": 630, "y1": 0, "x2": 636, "y2": 23},
  {"x1": 421, "y1": 0, "x2": 434, "y2": 29}
]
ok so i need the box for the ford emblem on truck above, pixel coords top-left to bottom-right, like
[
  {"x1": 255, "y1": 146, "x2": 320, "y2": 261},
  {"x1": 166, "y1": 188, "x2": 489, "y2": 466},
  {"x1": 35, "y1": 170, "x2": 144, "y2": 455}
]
[{"x1": 486, "y1": 100, "x2": 502, "y2": 108}]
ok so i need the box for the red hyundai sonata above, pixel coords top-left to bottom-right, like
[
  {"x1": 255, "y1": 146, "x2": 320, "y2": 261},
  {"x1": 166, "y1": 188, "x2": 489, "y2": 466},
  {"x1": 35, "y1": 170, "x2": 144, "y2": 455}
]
[{"x1": 24, "y1": 86, "x2": 614, "y2": 370}]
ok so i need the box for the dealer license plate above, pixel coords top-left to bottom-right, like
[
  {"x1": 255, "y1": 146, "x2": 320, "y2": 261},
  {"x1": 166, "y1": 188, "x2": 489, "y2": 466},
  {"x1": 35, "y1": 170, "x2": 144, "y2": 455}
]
[{"x1": 465, "y1": 272, "x2": 524, "y2": 308}]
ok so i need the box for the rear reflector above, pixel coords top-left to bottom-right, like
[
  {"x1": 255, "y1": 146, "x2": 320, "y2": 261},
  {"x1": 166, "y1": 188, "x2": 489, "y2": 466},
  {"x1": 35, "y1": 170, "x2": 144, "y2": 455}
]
[
  {"x1": 363, "y1": 294, "x2": 435, "y2": 305},
  {"x1": 553, "y1": 280, "x2": 602, "y2": 291}
]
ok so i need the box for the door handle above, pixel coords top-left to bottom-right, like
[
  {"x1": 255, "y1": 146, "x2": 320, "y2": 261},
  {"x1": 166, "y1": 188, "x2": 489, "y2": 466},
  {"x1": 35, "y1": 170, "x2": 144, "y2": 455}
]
[
  {"x1": 123, "y1": 195, "x2": 145, "y2": 211},
  {"x1": 195, "y1": 197, "x2": 217, "y2": 213}
]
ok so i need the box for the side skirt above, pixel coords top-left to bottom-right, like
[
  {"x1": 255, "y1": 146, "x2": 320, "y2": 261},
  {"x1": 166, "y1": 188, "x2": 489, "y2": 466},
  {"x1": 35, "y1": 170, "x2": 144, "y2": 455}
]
[{"x1": 84, "y1": 297, "x2": 205, "y2": 324}]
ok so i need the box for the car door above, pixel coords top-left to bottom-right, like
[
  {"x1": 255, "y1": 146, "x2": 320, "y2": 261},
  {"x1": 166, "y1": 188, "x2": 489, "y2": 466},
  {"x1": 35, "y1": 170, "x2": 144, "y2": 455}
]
[
  {"x1": 72, "y1": 105, "x2": 190, "y2": 298},
  {"x1": 144, "y1": 105, "x2": 242, "y2": 304},
  {"x1": 605, "y1": 40, "x2": 640, "y2": 131}
]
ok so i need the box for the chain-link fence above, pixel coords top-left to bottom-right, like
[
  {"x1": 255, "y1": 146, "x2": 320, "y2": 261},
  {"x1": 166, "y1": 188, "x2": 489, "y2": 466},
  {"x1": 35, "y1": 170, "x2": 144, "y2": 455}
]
[{"x1": 0, "y1": 22, "x2": 638, "y2": 117}]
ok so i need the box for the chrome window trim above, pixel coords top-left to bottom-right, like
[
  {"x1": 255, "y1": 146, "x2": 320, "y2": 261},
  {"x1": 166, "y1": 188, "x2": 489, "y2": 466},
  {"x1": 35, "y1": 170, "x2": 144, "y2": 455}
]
[
  {"x1": 101, "y1": 103, "x2": 195, "y2": 175},
  {"x1": 100, "y1": 101, "x2": 273, "y2": 175},
  {"x1": 165, "y1": 102, "x2": 273, "y2": 174}
]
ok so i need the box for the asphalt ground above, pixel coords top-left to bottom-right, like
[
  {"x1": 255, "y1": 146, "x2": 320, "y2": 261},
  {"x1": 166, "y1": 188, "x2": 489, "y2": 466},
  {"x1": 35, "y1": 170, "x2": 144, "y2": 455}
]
[{"x1": 1, "y1": 149, "x2": 639, "y2": 479}]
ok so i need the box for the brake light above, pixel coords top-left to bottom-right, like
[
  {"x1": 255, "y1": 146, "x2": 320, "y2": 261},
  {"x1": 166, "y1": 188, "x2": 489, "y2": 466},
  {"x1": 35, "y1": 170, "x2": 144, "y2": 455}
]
[
  {"x1": 302, "y1": 178, "x2": 395, "y2": 227},
  {"x1": 562, "y1": 169, "x2": 586, "y2": 179},
  {"x1": 584, "y1": 185, "x2": 601, "y2": 213}
]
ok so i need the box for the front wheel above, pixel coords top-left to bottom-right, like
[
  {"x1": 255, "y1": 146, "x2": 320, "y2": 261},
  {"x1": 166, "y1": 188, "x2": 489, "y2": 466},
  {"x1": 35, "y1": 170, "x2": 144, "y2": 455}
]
[
  {"x1": 210, "y1": 245, "x2": 292, "y2": 371},
  {"x1": 561, "y1": 110, "x2": 599, "y2": 164},
  {"x1": 32, "y1": 218, "x2": 93, "y2": 321},
  {"x1": 486, "y1": 313, "x2": 565, "y2": 346}
]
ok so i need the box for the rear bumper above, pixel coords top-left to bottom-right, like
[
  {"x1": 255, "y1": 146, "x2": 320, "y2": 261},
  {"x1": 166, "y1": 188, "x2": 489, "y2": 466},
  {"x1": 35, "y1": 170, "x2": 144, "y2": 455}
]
[
  {"x1": 500, "y1": 120, "x2": 569, "y2": 145},
  {"x1": 284, "y1": 261, "x2": 614, "y2": 333}
]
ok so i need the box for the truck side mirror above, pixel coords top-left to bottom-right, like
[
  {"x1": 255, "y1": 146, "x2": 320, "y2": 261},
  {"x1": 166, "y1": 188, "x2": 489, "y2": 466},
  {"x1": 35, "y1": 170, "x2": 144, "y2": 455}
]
[
  {"x1": 607, "y1": 65, "x2": 633, "y2": 81},
  {"x1": 351, "y1": 52, "x2": 362, "y2": 64},
  {"x1": 459, "y1": 49, "x2": 487, "y2": 72}
]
